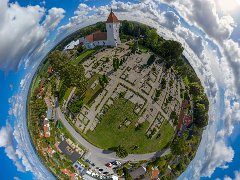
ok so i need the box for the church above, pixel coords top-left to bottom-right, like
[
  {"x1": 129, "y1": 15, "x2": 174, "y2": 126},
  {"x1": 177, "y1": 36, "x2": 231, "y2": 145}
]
[{"x1": 79, "y1": 9, "x2": 121, "y2": 49}]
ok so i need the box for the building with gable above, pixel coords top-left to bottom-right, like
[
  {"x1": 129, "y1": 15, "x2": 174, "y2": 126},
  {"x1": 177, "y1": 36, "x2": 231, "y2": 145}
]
[{"x1": 64, "y1": 9, "x2": 121, "y2": 51}]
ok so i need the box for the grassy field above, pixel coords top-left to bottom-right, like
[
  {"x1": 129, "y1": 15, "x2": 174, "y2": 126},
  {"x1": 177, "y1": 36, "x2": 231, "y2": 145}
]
[
  {"x1": 71, "y1": 49, "x2": 95, "y2": 65},
  {"x1": 139, "y1": 44, "x2": 149, "y2": 53},
  {"x1": 85, "y1": 98, "x2": 175, "y2": 154},
  {"x1": 83, "y1": 74, "x2": 102, "y2": 105},
  {"x1": 63, "y1": 87, "x2": 74, "y2": 101}
]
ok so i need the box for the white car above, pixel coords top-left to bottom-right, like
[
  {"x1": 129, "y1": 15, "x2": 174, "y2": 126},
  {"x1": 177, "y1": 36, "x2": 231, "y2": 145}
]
[{"x1": 112, "y1": 160, "x2": 121, "y2": 166}]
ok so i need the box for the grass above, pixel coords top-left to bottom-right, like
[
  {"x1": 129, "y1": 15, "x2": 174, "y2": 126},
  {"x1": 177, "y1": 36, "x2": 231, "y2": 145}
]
[
  {"x1": 85, "y1": 98, "x2": 175, "y2": 154},
  {"x1": 31, "y1": 76, "x2": 41, "y2": 95},
  {"x1": 83, "y1": 74, "x2": 102, "y2": 105},
  {"x1": 63, "y1": 87, "x2": 74, "y2": 101},
  {"x1": 71, "y1": 47, "x2": 101, "y2": 65},
  {"x1": 71, "y1": 49, "x2": 95, "y2": 65},
  {"x1": 139, "y1": 44, "x2": 149, "y2": 53},
  {"x1": 183, "y1": 76, "x2": 190, "y2": 89}
]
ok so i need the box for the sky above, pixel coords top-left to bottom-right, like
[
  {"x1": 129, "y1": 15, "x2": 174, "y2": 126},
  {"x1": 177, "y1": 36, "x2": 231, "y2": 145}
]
[{"x1": 0, "y1": 0, "x2": 240, "y2": 179}]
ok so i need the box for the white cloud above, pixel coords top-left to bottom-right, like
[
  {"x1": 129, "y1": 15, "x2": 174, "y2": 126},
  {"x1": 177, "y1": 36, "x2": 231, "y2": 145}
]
[
  {"x1": 0, "y1": 0, "x2": 65, "y2": 72},
  {"x1": 43, "y1": 7, "x2": 65, "y2": 30},
  {"x1": 200, "y1": 140, "x2": 234, "y2": 177},
  {"x1": 0, "y1": 122, "x2": 25, "y2": 172}
]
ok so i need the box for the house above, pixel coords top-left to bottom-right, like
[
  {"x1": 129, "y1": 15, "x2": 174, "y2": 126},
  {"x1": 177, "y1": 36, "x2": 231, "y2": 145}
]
[
  {"x1": 129, "y1": 166, "x2": 146, "y2": 179},
  {"x1": 43, "y1": 118, "x2": 50, "y2": 138},
  {"x1": 64, "y1": 39, "x2": 82, "y2": 51},
  {"x1": 183, "y1": 114, "x2": 192, "y2": 127},
  {"x1": 47, "y1": 107, "x2": 53, "y2": 120},
  {"x1": 61, "y1": 169, "x2": 77, "y2": 179},
  {"x1": 58, "y1": 139, "x2": 83, "y2": 163},
  {"x1": 151, "y1": 169, "x2": 159, "y2": 180},
  {"x1": 64, "y1": 9, "x2": 121, "y2": 50},
  {"x1": 54, "y1": 142, "x2": 62, "y2": 153},
  {"x1": 47, "y1": 147, "x2": 55, "y2": 157}
]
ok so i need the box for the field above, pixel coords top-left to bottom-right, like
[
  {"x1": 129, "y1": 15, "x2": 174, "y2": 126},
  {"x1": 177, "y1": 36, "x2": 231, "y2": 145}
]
[
  {"x1": 85, "y1": 98, "x2": 175, "y2": 154},
  {"x1": 71, "y1": 49, "x2": 95, "y2": 65}
]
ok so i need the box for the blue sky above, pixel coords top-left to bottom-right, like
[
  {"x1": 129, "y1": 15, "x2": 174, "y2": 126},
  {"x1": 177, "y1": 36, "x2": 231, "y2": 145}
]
[{"x1": 0, "y1": 0, "x2": 240, "y2": 179}]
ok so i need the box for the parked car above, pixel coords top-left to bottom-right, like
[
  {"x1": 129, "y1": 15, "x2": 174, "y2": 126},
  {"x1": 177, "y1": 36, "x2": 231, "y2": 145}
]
[
  {"x1": 105, "y1": 163, "x2": 113, "y2": 168},
  {"x1": 112, "y1": 160, "x2": 121, "y2": 166}
]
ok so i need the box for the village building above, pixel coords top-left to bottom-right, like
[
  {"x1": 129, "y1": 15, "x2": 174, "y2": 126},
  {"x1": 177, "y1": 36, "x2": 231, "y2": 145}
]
[
  {"x1": 129, "y1": 166, "x2": 147, "y2": 179},
  {"x1": 58, "y1": 139, "x2": 84, "y2": 163},
  {"x1": 47, "y1": 147, "x2": 55, "y2": 157},
  {"x1": 43, "y1": 118, "x2": 51, "y2": 138},
  {"x1": 64, "y1": 9, "x2": 121, "y2": 51}
]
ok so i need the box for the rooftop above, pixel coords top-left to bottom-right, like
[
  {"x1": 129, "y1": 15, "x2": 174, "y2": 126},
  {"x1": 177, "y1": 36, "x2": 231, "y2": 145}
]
[
  {"x1": 106, "y1": 9, "x2": 119, "y2": 23},
  {"x1": 58, "y1": 139, "x2": 82, "y2": 163},
  {"x1": 129, "y1": 166, "x2": 146, "y2": 179}
]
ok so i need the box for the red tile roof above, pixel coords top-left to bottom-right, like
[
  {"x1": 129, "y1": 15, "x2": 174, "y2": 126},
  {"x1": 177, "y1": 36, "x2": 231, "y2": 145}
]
[
  {"x1": 93, "y1": 32, "x2": 107, "y2": 41},
  {"x1": 85, "y1": 34, "x2": 94, "y2": 43},
  {"x1": 61, "y1": 169, "x2": 75, "y2": 177},
  {"x1": 151, "y1": 169, "x2": 159, "y2": 179},
  {"x1": 183, "y1": 115, "x2": 192, "y2": 127},
  {"x1": 106, "y1": 10, "x2": 119, "y2": 23}
]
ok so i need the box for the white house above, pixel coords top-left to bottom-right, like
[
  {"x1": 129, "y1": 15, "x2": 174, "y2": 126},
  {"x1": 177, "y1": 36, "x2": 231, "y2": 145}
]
[{"x1": 64, "y1": 9, "x2": 121, "y2": 50}]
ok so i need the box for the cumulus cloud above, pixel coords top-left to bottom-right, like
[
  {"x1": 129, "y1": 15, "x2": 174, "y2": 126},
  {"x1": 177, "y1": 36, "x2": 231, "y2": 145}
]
[
  {"x1": 0, "y1": 122, "x2": 25, "y2": 172},
  {"x1": 0, "y1": 0, "x2": 65, "y2": 72},
  {"x1": 43, "y1": 7, "x2": 65, "y2": 30},
  {"x1": 161, "y1": 11, "x2": 180, "y2": 31},
  {"x1": 200, "y1": 140, "x2": 234, "y2": 177}
]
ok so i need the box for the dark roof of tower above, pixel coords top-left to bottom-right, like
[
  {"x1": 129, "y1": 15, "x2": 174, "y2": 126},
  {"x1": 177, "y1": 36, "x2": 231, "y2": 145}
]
[{"x1": 106, "y1": 9, "x2": 119, "y2": 23}]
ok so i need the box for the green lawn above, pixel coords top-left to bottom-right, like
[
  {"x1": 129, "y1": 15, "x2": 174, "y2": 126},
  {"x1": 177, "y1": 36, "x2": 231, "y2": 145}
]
[
  {"x1": 85, "y1": 98, "x2": 175, "y2": 154},
  {"x1": 63, "y1": 87, "x2": 74, "y2": 101},
  {"x1": 83, "y1": 74, "x2": 102, "y2": 106},
  {"x1": 183, "y1": 76, "x2": 190, "y2": 89},
  {"x1": 71, "y1": 49, "x2": 95, "y2": 65},
  {"x1": 31, "y1": 76, "x2": 41, "y2": 95},
  {"x1": 139, "y1": 44, "x2": 149, "y2": 53}
]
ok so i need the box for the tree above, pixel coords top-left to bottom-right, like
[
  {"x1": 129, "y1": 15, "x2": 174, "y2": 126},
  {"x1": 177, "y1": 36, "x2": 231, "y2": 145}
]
[
  {"x1": 146, "y1": 29, "x2": 159, "y2": 50},
  {"x1": 147, "y1": 54, "x2": 156, "y2": 66},
  {"x1": 113, "y1": 58, "x2": 120, "y2": 71},
  {"x1": 157, "y1": 40, "x2": 184, "y2": 68},
  {"x1": 131, "y1": 41, "x2": 138, "y2": 54},
  {"x1": 170, "y1": 137, "x2": 190, "y2": 155},
  {"x1": 135, "y1": 123, "x2": 143, "y2": 131},
  {"x1": 69, "y1": 99, "x2": 83, "y2": 113},
  {"x1": 155, "y1": 89, "x2": 161, "y2": 98},
  {"x1": 115, "y1": 145, "x2": 128, "y2": 158},
  {"x1": 99, "y1": 74, "x2": 108, "y2": 87},
  {"x1": 189, "y1": 82, "x2": 203, "y2": 97},
  {"x1": 193, "y1": 103, "x2": 208, "y2": 128},
  {"x1": 161, "y1": 78, "x2": 166, "y2": 89}
]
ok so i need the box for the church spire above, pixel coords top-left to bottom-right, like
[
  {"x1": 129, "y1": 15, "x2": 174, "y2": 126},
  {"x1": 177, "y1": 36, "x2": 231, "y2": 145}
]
[{"x1": 106, "y1": 9, "x2": 119, "y2": 23}]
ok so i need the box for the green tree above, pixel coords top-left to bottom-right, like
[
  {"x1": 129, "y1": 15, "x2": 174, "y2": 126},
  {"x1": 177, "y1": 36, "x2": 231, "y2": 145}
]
[
  {"x1": 147, "y1": 54, "x2": 156, "y2": 66},
  {"x1": 146, "y1": 29, "x2": 159, "y2": 50},
  {"x1": 170, "y1": 137, "x2": 190, "y2": 155},
  {"x1": 157, "y1": 40, "x2": 184, "y2": 68},
  {"x1": 115, "y1": 145, "x2": 128, "y2": 158},
  {"x1": 193, "y1": 103, "x2": 208, "y2": 128}
]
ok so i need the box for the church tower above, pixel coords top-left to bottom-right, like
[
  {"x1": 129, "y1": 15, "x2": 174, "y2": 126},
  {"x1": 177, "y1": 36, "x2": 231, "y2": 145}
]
[{"x1": 106, "y1": 9, "x2": 120, "y2": 47}]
